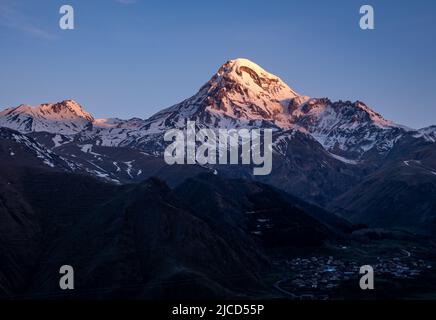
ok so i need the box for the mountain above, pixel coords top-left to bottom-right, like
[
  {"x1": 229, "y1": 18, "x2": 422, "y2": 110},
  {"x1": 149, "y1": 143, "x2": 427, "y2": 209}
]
[
  {"x1": 0, "y1": 58, "x2": 435, "y2": 230},
  {"x1": 416, "y1": 125, "x2": 436, "y2": 143},
  {"x1": 288, "y1": 98, "x2": 409, "y2": 160},
  {"x1": 0, "y1": 127, "x2": 74, "y2": 171},
  {"x1": 1, "y1": 161, "x2": 351, "y2": 298},
  {"x1": 329, "y1": 133, "x2": 436, "y2": 232},
  {"x1": 141, "y1": 58, "x2": 302, "y2": 132},
  {"x1": 1, "y1": 57, "x2": 436, "y2": 299},
  {"x1": 127, "y1": 59, "x2": 413, "y2": 162},
  {"x1": 329, "y1": 162, "x2": 436, "y2": 233},
  {"x1": 175, "y1": 173, "x2": 352, "y2": 249},
  {"x1": 0, "y1": 100, "x2": 94, "y2": 135}
]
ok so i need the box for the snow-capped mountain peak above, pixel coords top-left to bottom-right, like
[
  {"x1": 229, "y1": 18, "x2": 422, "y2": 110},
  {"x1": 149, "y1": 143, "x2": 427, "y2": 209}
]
[
  {"x1": 145, "y1": 58, "x2": 307, "y2": 131},
  {"x1": 48, "y1": 99, "x2": 94, "y2": 121},
  {"x1": 202, "y1": 58, "x2": 303, "y2": 125},
  {"x1": 211, "y1": 58, "x2": 300, "y2": 100},
  {"x1": 0, "y1": 99, "x2": 94, "y2": 134}
]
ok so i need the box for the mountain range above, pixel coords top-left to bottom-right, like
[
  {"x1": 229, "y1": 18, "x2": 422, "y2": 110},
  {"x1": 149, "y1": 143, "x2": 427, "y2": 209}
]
[
  {"x1": 1, "y1": 58, "x2": 435, "y2": 229},
  {"x1": 1, "y1": 58, "x2": 436, "y2": 298}
]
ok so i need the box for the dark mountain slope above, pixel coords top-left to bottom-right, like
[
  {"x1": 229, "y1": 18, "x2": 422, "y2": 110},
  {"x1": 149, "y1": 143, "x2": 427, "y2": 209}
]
[
  {"x1": 0, "y1": 162, "x2": 351, "y2": 299},
  {"x1": 329, "y1": 163, "x2": 436, "y2": 233},
  {"x1": 0, "y1": 127, "x2": 71, "y2": 171},
  {"x1": 175, "y1": 173, "x2": 350, "y2": 249},
  {"x1": 0, "y1": 167, "x2": 270, "y2": 299},
  {"x1": 0, "y1": 176, "x2": 41, "y2": 298}
]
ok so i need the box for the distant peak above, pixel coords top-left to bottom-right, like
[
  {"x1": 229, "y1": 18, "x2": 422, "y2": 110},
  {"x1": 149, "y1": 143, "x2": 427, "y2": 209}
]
[
  {"x1": 0, "y1": 99, "x2": 94, "y2": 134},
  {"x1": 40, "y1": 100, "x2": 92, "y2": 120},
  {"x1": 4, "y1": 100, "x2": 94, "y2": 122}
]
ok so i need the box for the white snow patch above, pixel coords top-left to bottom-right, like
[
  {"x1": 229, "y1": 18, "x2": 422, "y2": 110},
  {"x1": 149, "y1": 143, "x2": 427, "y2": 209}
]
[
  {"x1": 79, "y1": 144, "x2": 103, "y2": 157},
  {"x1": 328, "y1": 152, "x2": 359, "y2": 165},
  {"x1": 124, "y1": 161, "x2": 134, "y2": 178},
  {"x1": 113, "y1": 161, "x2": 121, "y2": 172},
  {"x1": 52, "y1": 134, "x2": 65, "y2": 147}
]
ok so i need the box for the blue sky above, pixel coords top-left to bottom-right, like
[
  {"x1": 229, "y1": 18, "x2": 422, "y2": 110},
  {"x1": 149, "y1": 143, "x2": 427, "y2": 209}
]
[{"x1": 0, "y1": 0, "x2": 435, "y2": 128}]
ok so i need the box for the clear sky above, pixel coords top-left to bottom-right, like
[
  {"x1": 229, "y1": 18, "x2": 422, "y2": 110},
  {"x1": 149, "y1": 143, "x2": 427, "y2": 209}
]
[{"x1": 0, "y1": 0, "x2": 435, "y2": 128}]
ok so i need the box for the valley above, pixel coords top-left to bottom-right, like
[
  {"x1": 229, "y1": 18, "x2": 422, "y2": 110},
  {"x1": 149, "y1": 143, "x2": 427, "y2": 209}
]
[{"x1": 270, "y1": 238, "x2": 436, "y2": 300}]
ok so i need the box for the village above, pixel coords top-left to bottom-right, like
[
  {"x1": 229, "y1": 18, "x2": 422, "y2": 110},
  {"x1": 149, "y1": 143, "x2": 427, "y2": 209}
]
[{"x1": 275, "y1": 253, "x2": 432, "y2": 299}]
